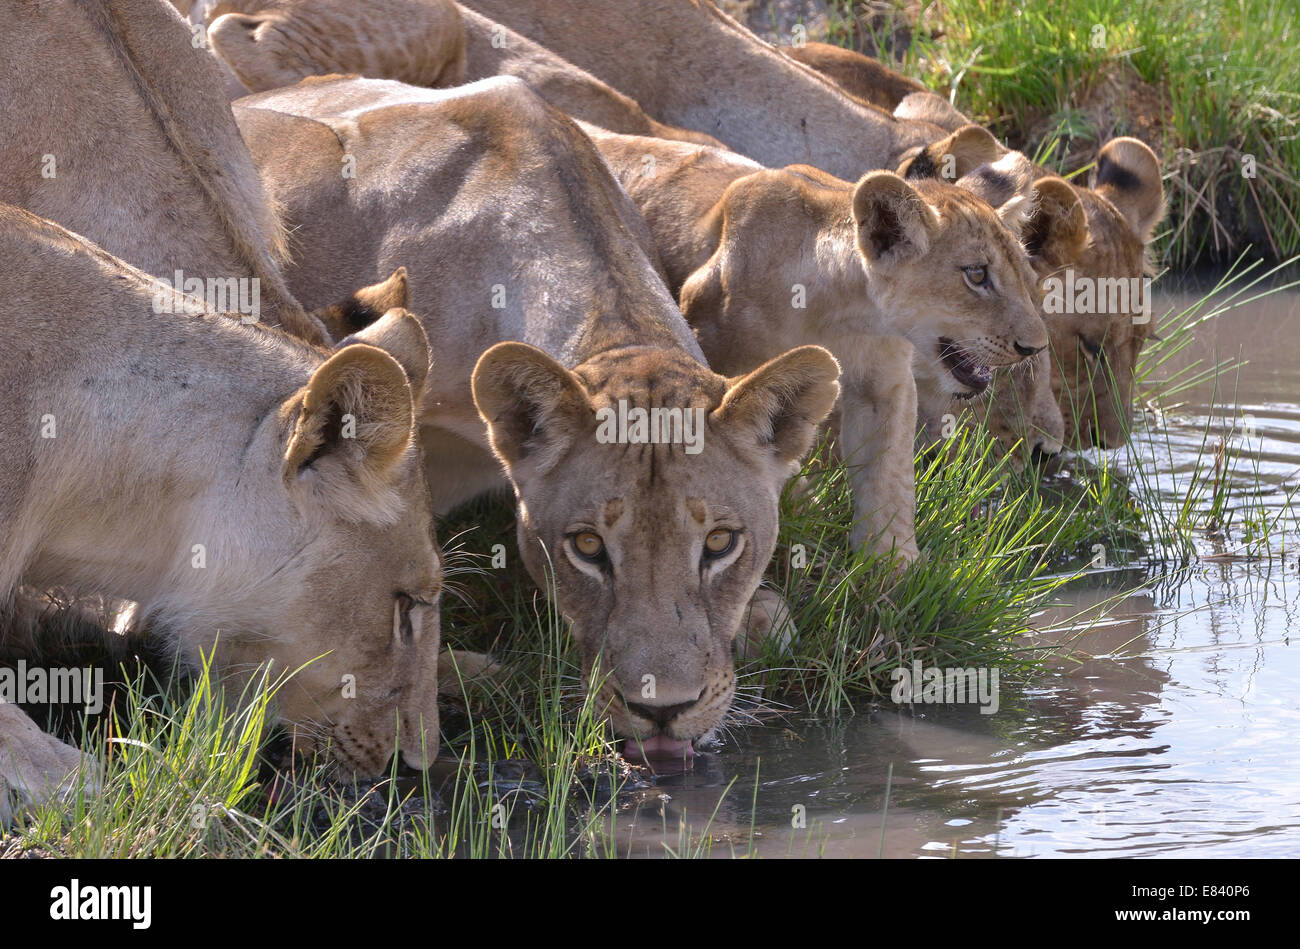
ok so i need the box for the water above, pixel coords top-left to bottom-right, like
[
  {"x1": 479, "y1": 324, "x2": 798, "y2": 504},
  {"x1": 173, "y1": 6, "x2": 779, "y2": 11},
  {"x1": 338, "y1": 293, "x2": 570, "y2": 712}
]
[{"x1": 618, "y1": 281, "x2": 1300, "y2": 858}]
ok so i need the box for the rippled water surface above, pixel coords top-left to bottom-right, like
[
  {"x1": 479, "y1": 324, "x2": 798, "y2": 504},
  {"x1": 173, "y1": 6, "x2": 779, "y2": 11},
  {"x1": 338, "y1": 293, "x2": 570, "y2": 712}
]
[{"x1": 621, "y1": 282, "x2": 1300, "y2": 858}]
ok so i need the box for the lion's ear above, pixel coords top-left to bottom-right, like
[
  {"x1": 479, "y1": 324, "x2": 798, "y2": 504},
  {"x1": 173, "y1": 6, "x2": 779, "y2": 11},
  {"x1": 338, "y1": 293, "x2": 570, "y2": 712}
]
[
  {"x1": 852, "y1": 171, "x2": 936, "y2": 262},
  {"x1": 208, "y1": 13, "x2": 280, "y2": 90},
  {"x1": 894, "y1": 91, "x2": 970, "y2": 132},
  {"x1": 897, "y1": 124, "x2": 1002, "y2": 181},
  {"x1": 1093, "y1": 137, "x2": 1165, "y2": 243},
  {"x1": 1023, "y1": 177, "x2": 1089, "y2": 268},
  {"x1": 472, "y1": 342, "x2": 593, "y2": 481},
  {"x1": 340, "y1": 306, "x2": 430, "y2": 396},
  {"x1": 283, "y1": 343, "x2": 416, "y2": 494},
  {"x1": 312, "y1": 266, "x2": 411, "y2": 339},
  {"x1": 956, "y1": 151, "x2": 1036, "y2": 237},
  {"x1": 713, "y1": 345, "x2": 840, "y2": 470}
]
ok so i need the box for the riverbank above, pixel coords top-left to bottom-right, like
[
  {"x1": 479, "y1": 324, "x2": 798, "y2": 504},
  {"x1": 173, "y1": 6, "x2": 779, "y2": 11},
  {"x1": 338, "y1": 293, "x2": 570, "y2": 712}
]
[{"x1": 728, "y1": 0, "x2": 1300, "y2": 270}]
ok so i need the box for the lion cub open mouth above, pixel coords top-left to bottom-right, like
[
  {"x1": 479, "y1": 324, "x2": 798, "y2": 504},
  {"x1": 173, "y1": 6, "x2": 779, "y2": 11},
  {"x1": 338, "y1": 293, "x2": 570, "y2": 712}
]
[{"x1": 938, "y1": 337, "x2": 993, "y2": 397}]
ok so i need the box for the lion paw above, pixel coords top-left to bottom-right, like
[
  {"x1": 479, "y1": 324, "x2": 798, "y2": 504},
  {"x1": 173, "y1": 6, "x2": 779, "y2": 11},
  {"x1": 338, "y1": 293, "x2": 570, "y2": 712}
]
[{"x1": 0, "y1": 705, "x2": 100, "y2": 827}]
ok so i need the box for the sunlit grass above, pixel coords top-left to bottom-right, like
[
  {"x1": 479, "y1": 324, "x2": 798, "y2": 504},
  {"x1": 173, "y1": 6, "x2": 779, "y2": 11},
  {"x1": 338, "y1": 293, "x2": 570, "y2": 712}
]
[{"x1": 846, "y1": 0, "x2": 1300, "y2": 268}]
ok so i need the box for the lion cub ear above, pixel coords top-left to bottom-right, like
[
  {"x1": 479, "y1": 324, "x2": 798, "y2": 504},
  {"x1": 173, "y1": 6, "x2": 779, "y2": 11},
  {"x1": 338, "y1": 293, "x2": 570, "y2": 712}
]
[
  {"x1": 1023, "y1": 177, "x2": 1089, "y2": 269},
  {"x1": 956, "y1": 151, "x2": 1036, "y2": 238},
  {"x1": 472, "y1": 342, "x2": 593, "y2": 481},
  {"x1": 339, "y1": 306, "x2": 430, "y2": 396},
  {"x1": 208, "y1": 13, "x2": 286, "y2": 92},
  {"x1": 1093, "y1": 137, "x2": 1165, "y2": 244},
  {"x1": 897, "y1": 124, "x2": 1002, "y2": 181},
  {"x1": 894, "y1": 91, "x2": 970, "y2": 133},
  {"x1": 713, "y1": 345, "x2": 841, "y2": 472},
  {"x1": 853, "y1": 171, "x2": 937, "y2": 262},
  {"x1": 284, "y1": 344, "x2": 417, "y2": 494}
]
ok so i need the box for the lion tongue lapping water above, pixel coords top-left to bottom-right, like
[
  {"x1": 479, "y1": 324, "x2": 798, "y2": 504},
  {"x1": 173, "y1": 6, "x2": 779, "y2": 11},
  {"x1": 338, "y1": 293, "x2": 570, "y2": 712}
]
[
  {"x1": 938, "y1": 338, "x2": 994, "y2": 397},
  {"x1": 621, "y1": 734, "x2": 697, "y2": 762}
]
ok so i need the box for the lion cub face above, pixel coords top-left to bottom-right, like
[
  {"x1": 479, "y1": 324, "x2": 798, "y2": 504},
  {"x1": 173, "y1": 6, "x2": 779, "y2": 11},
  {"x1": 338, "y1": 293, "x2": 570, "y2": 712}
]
[
  {"x1": 1022, "y1": 139, "x2": 1166, "y2": 449},
  {"x1": 473, "y1": 343, "x2": 839, "y2": 755},
  {"x1": 856, "y1": 160, "x2": 1049, "y2": 428},
  {"x1": 204, "y1": 312, "x2": 442, "y2": 778}
]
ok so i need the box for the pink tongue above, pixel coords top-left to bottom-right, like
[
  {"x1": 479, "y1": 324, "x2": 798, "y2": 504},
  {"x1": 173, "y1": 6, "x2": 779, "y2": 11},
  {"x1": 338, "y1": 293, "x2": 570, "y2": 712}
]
[{"x1": 623, "y1": 734, "x2": 696, "y2": 762}]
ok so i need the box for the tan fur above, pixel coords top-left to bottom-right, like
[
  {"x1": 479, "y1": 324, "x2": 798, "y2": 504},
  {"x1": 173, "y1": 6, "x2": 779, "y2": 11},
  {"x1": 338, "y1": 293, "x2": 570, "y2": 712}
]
[
  {"x1": 459, "y1": 0, "x2": 949, "y2": 176},
  {"x1": 0, "y1": 205, "x2": 442, "y2": 818},
  {"x1": 457, "y1": 6, "x2": 723, "y2": 147},
  {"x1": 1, "y1": 0, "x2": 328, "y2": 343},
  {"x1": 782, "y1": 42, "x2": 927, "y2": 111},
  {"x1": 0, "y1": 702, "x2": 98, "y2": 827},
  {"x1": 588, "y1": 125, "x2": 1048, "y2": 558},
  {"x1": 1033, "y1": 139, "x2": 1166, "y2": 447},
  {"x1": 205, "y1": 0, "x2": 467, "y2": 94},
  {"x1": 895, "y1": 124, "x2": 1003, "y2": 181},
  {"x1": 895, "y1": 91, "x2": 973, "y2": 132},
  {"x1": 235, "y1": 76, "x2": 839, "y2": 748},
  {"x1": 892, "y1": 90, "x2": 1167, "y2": 449}
]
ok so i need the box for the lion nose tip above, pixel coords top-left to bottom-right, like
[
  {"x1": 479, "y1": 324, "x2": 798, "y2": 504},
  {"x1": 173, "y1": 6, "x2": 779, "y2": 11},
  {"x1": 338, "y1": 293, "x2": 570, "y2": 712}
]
[
  {"x1": 1014, "y1": 341, "x2": 1044, "y2": 357},
  {"x1": 1030, "y1": 442, "x2": 1059, "y2": 467},
  {"x1": 625, "y1": 696, "x2": 701, "y2": 727}
]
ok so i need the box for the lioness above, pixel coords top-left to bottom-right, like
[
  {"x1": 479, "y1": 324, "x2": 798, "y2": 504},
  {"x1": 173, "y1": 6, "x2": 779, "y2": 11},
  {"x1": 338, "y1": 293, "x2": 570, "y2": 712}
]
[
  {"x1": 0, "y1": 204, "x2": 441, "y2": 822},
  {"x1": 460, "y1": 0, "x2": 949, "y2": 176},
  {"x1": 457, "y1": 6, "x2": 724, "y2": 147},
  {"x1": 587, "y1": 123, "x2": 1058, "y2": 556},
  {"x1": 0, "y1": 0, "x2": 329, "y2": 344},
  {"x1": 234, "y1": 76, "x2": 840, "y2": 759},
  {"x1": 183, "y1": 0, "x2": 721, "y2": 146}
]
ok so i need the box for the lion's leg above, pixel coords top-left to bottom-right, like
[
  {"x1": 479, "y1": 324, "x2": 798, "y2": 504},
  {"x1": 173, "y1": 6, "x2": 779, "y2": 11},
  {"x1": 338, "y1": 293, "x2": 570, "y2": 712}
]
[
  {"x1": 835, "y1": 336, "x2": 921, "y2": 564},
  {"x1": 0, "y1": 703, "x2": 100, "y2": 827}
]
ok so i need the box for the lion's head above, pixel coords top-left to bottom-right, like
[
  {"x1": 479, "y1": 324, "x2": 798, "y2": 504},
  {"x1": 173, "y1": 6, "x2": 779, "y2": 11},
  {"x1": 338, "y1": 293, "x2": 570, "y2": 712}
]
[
  {"x1": 903, "y1": 126, "x2": 1166, "y2": 451},
  {"x1": 865, "y1": 146, "x2": 1050, "y2": 431},
  {"x1": 1023, "y1": 138, "x2": 1165, "y2": 449},
  {"x1": 188, "y1": 310, "x2": 443, "y2": 777},
  {"x1": 472, "y1": 342, "x2": 839, "y2": 757}
]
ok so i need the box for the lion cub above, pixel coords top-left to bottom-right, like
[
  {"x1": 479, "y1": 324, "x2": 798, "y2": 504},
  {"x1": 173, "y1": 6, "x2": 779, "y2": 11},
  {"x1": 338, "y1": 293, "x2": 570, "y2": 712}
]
[
  {"x1": 0, "y1": 205, "x2": 441, "y2": 822},
  {"x1": 895, "y1": 96, "x2": 1167, "y2": 449},
  {"x1": 588, "y1": 123, "x2": 1057, "y2": 560}
]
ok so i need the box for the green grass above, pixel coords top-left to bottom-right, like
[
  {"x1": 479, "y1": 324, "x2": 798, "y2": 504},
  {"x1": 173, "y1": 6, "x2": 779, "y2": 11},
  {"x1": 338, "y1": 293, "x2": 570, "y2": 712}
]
[{"x1": 844, "y1": 0, "x2": 1300, "y2": 268}]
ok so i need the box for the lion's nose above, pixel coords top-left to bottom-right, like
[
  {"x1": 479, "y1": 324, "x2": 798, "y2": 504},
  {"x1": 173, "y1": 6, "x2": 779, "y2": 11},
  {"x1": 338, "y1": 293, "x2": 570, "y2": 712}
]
[
  {"x1": 1014, "y1": 341, "x2": 1044, "y2": 357},
  {"x1": 1030, "y1": 442, "x2": 1058, "y2": 467},
  {"x1": 625, "y1": 696, "x2": 701, "y2": 727}
]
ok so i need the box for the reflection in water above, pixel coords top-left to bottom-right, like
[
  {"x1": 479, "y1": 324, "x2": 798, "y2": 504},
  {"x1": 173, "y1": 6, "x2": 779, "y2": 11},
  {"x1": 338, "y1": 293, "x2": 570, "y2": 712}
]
[{"x1": 618, "y1": 286, "x2": 1300, "y2": 858}]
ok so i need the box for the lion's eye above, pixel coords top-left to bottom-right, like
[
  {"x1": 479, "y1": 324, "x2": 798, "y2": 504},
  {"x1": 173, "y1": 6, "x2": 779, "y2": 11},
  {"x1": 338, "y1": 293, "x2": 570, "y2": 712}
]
[
  {"x1": 394, "y1": 593, "x2": 415, "y2": 645},
  {"x1": 572, "y1": 531, "x2": 606, "y2": 561},
  {"x1": 704, "y1": 528, "x2": 736, "y2": 558},
  {"x1": 962, "y1": 265, "x2": 989, "y2": 288},
  {"x1": 1080, "y1": 336, "x2": 1103, "y2": 359}
]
